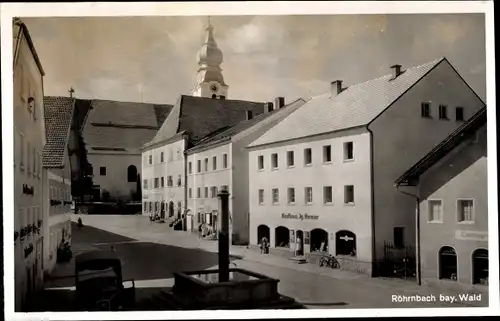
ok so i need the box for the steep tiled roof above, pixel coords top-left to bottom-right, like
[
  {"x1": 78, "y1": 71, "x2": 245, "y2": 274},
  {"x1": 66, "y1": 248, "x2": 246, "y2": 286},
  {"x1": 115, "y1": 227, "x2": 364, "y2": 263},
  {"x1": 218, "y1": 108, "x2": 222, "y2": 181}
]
[
  {"x1": 42, "y1": 96, "x2": 75, "y2": 168},
  {"x1": 147, "y1": 95, "x2": 268, "y2": 148},
  {"x1": 82, "y1": 99, "x2": 172, "y2": 155},
  {"x1": 395, "y1": 107, "x2": 487, "y2": 186},
  {"x1": 249, "y1": 58, "x2": 446, "y2": 148},
  {"x1": 186, "y1": 98, "x2": 307, "y2": 153}
]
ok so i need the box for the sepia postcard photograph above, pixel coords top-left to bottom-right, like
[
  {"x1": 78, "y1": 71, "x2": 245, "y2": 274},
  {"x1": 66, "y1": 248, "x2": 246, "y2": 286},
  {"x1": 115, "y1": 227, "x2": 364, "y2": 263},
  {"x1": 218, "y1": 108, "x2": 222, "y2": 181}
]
[{"x1": 1, "y1": 1, "x2": 497, "y2": 320}]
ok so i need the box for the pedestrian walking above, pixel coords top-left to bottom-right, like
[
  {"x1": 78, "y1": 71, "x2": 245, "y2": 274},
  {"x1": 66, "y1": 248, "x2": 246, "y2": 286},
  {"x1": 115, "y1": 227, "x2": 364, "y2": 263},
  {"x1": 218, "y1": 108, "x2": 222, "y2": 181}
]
[
  {"x1": 260, "y1": 237, "x2": 269, "y2": 254},
  {"x1": 198, "y1": 223, "x2": 204, "y2": 239}
]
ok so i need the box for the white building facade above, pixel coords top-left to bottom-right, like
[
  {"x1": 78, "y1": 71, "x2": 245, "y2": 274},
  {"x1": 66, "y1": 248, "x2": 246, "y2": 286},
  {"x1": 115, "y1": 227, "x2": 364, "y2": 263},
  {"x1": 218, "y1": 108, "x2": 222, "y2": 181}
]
[
  {"x1": 247, "y1": 58, "x2": 485, "y2": 275},
  {"x1": 13, "y1": 19, "x2": 47, "y2": 311},
  {"x1": 142, "y1": 135, "x2": 187, "y2": 223}
]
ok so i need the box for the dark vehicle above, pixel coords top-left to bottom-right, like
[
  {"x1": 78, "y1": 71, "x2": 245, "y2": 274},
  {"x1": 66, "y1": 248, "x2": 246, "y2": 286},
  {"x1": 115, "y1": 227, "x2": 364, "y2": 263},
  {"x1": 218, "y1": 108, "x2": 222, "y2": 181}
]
[
  {"x1": 75, "y1": 250, "x2": 135, "y2": 311},
  {"x1": 319, "y1": 254, "x2": 340, "y2": 269}
]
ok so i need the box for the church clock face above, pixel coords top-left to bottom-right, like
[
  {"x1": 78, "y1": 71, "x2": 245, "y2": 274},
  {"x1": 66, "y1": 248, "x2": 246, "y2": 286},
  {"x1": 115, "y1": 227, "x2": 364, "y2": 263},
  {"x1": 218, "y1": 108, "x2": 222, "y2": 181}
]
[{"x1": 210, "y1": 84, "x2": 218, "y2": 92}]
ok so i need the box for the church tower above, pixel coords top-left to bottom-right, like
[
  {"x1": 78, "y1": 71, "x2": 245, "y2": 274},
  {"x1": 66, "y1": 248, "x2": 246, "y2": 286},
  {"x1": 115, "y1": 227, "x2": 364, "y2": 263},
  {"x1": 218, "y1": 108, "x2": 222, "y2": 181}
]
[{"x1": 191, "y1": 17, "x2": 229, "y2": 99}]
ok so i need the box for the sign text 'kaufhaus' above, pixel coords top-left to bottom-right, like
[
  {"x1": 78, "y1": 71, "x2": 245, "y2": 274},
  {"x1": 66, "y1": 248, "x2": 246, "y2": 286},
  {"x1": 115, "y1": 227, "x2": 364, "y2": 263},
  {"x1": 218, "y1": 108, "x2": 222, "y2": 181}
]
[{"x1": 281, "y1": 213, "x2": 319, "y2": 220}]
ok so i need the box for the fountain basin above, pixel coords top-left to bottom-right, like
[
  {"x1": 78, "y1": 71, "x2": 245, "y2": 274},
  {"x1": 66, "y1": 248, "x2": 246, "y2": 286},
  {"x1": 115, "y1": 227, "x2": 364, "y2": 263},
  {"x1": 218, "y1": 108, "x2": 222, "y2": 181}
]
[{"x1": 171, "y1": 268, "x2": 280, "y2": 308}]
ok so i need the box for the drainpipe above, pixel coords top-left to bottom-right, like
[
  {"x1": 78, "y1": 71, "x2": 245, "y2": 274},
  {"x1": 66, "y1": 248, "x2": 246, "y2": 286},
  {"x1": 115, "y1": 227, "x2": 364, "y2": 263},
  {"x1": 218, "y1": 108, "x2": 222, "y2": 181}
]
[
  {"x1": 366, "y1": 128, "x2": 377, "y2": 277},
  {"x1": 396, "y1": 185, "x2": 421, "y2": 286}
]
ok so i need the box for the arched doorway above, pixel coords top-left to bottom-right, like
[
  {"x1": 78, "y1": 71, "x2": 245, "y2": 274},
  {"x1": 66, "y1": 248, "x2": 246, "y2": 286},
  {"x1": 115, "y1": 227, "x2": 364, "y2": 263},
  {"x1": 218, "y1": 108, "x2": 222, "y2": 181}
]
[
  {"x1": 257, "y1": 225, "x2": 270, "y2": 244},
  {"x1": 310, "y1": 228, "x2": 328, "y2": 252},
  {"x1": 439, "y1": 246, "x2": 458, "y2": 280},
  {"x1": 168, "y1": 201, "x2": 174, "y2": 217},
  {"x1": 296, "y1": 230, "x2": 304, "y2": 256},
  {"x1": 336, "y1": 230, "x2": 357, "y2": 256},
  {"x1": 275, "y1": 226, "x2": 290, "y2": 248},
  {"x1": 472, "y1": 249, "x2": 488, "y2": 285},
  {"x1": 127, "y1": 165, "x2": 137, "y2": 182}
]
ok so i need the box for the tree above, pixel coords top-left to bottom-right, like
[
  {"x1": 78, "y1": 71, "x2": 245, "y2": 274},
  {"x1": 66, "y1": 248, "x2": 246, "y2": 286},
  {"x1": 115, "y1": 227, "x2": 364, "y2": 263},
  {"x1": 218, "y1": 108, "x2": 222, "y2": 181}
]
[{"x1": 71, "y1": 134, "x2": 94, "y2": 204}]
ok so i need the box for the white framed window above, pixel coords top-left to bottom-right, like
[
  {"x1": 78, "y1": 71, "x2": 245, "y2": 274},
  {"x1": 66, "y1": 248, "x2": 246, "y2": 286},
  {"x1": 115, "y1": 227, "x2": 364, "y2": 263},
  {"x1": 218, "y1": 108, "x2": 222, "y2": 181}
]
[
  {"x1": 222, "y1": 154, "x2": 228, "y2": 169},
  {"x1": 197, "y1": 160, "x2": 202, "y2": 173},
  {"x1": 188, "y1": 188, "x2": 192, "y2": 199},
  {"x1": 271, "y1": 153, "x2": 278, "y2": 169},
  {"x1": 323, "y1": 186, "x2": 333, "y2": 204},
  {"x1": 160, "y1": 152, "x2": 164, "y2": 163},
  {"x1": 344, "y1": 185, "x2": 355, "y2": 205},
  {"x1": 197, "y1": 187, "x2": 201, "y2": 198},
  {"x1": 428, "y1": 199, "x2": 443, "y2": 223},
  {"x1": 212, "y1": 156, "x2": 217, "y2": 170},
  {"x1": 457, "y1": 199, "x2": 474, "y2": 223},
  {"x1": 143, "y1": 179, "x2": 148, "y2": 190},
  {"x1": 258, "y1": 189, "x2": 264, "y2": 205},
  {"x1": 305, "y1": 187, "x2": 313, "y2": 204},
  {"x1": 204, "y1": 158, "x2": 209, "y2": 172},
  {"x1": 323, "y1": 145, "x2": 332, "y2": 163},
  {"x1": 343, "y1": 142, "x2": 354, "y2": 161},
  {"x1": 154, "y1": 177, "x2": 159, "y2": 188},
  {"x1": 148, "y1": 154, "x2": 153, "y2": 165},
  {"x1": 287, "y1": 151, "x2": 295, "y2": 167},
  {"x1": 204, "y1": 187, "x2": 209, "y2": 198},
  {"x1": 304, "y1": 148, "x2": 312, "y2": 166},
  {"x1": 258, "y1": 155, "x2": 264, "y2": 170},
  {"x1": 287, "y1": 188, "x2": 296, "y2": 204},
  {"x1": 188, "y1": 161, "x2": 192, "y2": 174},
  {"x1": 272, "y1": 188, "x2": 279, "y2": 204}
]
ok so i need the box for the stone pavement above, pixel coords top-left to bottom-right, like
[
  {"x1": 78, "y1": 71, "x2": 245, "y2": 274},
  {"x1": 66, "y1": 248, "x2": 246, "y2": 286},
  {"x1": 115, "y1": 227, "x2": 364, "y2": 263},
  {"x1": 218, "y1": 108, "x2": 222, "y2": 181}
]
[{"x1": 69, "y1": 214, "x2": 489, "y2": 308}]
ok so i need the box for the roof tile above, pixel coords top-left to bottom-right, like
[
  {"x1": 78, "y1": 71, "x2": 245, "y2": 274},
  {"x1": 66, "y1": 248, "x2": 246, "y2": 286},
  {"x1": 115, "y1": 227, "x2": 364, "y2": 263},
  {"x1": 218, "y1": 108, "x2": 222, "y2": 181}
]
[{"x1": 249, "y1": 58, "x2": 445, "y2": 147}]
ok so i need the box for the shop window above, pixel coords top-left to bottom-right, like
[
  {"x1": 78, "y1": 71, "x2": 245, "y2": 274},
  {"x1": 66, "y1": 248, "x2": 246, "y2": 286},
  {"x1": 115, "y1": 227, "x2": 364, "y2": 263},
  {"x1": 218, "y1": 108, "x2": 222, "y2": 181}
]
[
  {"x1": 275, "y1": 226, "x2": 290, "y2": 248},
  {"x1": 310, "y1": 228, "x2": 328, "y2": 252}
]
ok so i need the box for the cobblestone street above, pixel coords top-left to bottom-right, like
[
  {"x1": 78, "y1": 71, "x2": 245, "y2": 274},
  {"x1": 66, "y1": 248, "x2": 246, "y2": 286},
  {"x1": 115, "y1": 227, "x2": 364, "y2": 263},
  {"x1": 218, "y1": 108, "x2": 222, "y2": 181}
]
[{"x1": 39, "y1": 214, "x2": 489, "y2": 310}]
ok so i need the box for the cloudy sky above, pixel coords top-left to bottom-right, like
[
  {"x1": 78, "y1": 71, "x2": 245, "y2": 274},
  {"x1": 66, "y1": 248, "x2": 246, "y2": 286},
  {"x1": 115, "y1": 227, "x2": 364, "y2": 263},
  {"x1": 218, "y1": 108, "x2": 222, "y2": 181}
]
[{"x1": 23, "y1": 14, "x2": 486, "y2": 104}]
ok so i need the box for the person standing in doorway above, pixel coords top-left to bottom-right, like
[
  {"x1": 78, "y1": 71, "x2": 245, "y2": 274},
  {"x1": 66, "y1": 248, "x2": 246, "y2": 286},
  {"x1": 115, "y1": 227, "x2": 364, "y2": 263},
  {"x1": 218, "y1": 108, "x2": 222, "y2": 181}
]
[{"x1": 295, "y1": 236, "x2": 302, "y2": 256}]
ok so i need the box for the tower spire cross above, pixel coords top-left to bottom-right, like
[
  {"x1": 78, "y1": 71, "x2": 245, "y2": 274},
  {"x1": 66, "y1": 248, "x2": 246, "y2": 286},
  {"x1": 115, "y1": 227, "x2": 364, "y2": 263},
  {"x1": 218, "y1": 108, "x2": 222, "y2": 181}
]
[{"x1": 68, "y1": 87, "x2": 75, "y2": 98}]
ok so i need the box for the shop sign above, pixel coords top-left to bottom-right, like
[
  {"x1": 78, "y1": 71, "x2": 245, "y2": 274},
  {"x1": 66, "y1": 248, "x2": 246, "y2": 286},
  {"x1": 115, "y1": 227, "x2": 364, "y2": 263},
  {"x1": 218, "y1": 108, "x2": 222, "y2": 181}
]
[{"x1": 281, "y1": 213, "x2": 319, "y2": 220}]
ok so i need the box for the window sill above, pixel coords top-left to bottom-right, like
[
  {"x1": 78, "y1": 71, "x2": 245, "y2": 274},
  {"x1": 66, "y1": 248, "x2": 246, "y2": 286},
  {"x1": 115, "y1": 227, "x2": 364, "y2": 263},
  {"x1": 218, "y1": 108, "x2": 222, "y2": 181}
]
[
  {"x1": 428, "y1": 220, "x2": 443, "y2": 224},
  {"x1": 344, "y1": 202, "x2": 355, "y2": 206},
  {"x1": 257, "y1": 169, "x2": 264, "y2": 172},
  {"x1": 271, "y1": 167, "x2": 279, "y2": 171},
  {"x1": 304, "y1": 163, "x2": 312, "y2": 167},
  {"x1": 439, "y1": 117, "x2": 449, "y2": 121},
  {"x1": 323, "y1": 202, "x2": 333, "y2": 206},
  {"x1": 287, "y1": 165, "x2": 295, "y2": 169},
  {"x1": 457, "y1": 221, "x2": 475, "y2": 225},
  {"x1": 287, "y1": 202, "x2": 296, "y2": 205},
  {"x1": 305, "y1": 202, "x2": 314, "y2": 206},
  {"x1": 323, "y1": 161, "x2": 332, "y2": 165},
  {"x1": 343, "y1": 159, "x2": 354, "y2": 163},
  {"x1": 272, "y1": 203, "x2": 280, "y2": 206},
  {"x1": 258, "y1": 203, "x2": 265, "y2": 206}
]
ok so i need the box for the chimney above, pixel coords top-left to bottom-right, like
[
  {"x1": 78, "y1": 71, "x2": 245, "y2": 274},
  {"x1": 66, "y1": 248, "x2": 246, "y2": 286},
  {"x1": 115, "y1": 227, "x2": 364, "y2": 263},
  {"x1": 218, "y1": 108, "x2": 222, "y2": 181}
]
[
  {"x1": 264, "y1": 102, "x2": 274, "y2": 113},
  {"x1": 330, "y1": 80, "x2": 343, "y2": 97},
  {"x1": 274, "y1": 97, "x2": 285, "y2": 109},
  {"x1": 391, "y1": 64, "x2": 403, "y2": 79},
  {"x1": 245, "y1": 110, "x2": 253, "y2": 120}
]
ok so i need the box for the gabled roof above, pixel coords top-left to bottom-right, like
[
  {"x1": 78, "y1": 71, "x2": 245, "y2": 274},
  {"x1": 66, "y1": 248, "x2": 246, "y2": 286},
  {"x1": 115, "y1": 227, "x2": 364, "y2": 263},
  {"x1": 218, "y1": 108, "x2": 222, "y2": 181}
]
[
  {"x1": 82, "y1": 99, "x2": 172, "y2": 154},
  {"x1": 42, "y1": 96, "x2": 75, "y2": 168},
  {"x1": 186, "y1": 98, "x2": 307, "y2": 154},
  {"x1": 146, "y1": 95, "x2": 268, "y2": 148},
  {"x1": 395, "y1": 107, "x2": 487, "y2": 186},
  {"x1": 13, "y1": 19, "x2": 45, "y2": 76},
  {"x1": 249, "y1": 58, "x2": 446, "y2": 148}
]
